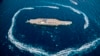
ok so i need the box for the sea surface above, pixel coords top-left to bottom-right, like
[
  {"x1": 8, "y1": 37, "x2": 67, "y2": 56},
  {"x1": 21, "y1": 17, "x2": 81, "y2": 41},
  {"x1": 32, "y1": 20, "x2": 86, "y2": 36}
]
[{"x1": 0, "y1": 0, "x2": 100, "y2": 56}]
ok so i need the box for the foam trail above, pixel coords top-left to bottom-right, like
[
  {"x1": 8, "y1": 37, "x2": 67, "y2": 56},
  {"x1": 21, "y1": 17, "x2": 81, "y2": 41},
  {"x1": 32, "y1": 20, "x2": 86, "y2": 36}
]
[
  {"x1": 8, "y1": 7, "x2": 49, "y2": 56},
  {"x1": 36, "y1": 6, "x2": 59, "y2": 9},
  {"x1": 8, "y1": 3, "x2": 100, "y2": 56},
  {"x1": 77, "y1": 38, "x2": 100, "y2": 54},
  {"x1": 51, "y1": 38, "x2": 100, "y2": 56},
  {"x1": 45, "y1": 2, "x2": 89, "y2": 29},
  {"x1": 70, "y1": 0, "x2": 78, "y2": 5},
  {"x1": 82, "y1": 13, "x2": 89, "y2": 29}
]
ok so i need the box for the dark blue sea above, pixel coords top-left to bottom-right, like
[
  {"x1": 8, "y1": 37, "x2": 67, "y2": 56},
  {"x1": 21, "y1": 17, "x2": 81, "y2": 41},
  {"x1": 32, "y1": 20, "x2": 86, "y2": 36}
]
[{"x1": 0, "y1": 0, "x2": 100, "y2": 56}]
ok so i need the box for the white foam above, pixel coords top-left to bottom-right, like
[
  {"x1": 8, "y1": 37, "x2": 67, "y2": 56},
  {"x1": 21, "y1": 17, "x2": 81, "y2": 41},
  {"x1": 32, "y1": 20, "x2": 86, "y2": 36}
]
[
  {"x1": 8, "y1": 7, "x2": 49, "y2": 56},
  {"x1": 51, "y1": 38, "x2": 100, "y2": 56},
  {"x1": 36, "y1": 6, "x2": 59, "y2": 9},
  {"x1": 70, "y1": 0, "x2": 78, "y2": 5},
  {"x1": 7, "y1": 3, "x2": 99, "y2": 56}
]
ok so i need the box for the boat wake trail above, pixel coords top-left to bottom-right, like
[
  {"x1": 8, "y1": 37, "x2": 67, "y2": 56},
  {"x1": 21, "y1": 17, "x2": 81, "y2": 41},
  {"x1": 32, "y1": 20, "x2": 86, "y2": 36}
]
[{"x1": 8, "y1": 2, "x2": 100, "y2": 56}]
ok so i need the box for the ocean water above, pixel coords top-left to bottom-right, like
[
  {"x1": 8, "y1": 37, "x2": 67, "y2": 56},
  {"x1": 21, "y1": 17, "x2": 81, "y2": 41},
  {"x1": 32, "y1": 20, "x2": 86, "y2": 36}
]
[{"x1": 0, "y1": 0, "x2": 100, "y2": 56}]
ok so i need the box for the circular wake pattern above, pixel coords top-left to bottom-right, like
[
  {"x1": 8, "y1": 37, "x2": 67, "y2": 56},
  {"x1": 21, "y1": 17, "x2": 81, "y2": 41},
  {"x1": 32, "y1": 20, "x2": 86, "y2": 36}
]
[{"x1": 8, "y1": 2, "x2": 100, "y2": 56}]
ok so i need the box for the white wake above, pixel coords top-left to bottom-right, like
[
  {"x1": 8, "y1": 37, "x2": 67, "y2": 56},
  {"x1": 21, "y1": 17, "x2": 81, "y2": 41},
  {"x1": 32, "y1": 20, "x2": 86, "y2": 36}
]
[{"x1": 8, "y1": 3, "x2": 100, "y2": 56}]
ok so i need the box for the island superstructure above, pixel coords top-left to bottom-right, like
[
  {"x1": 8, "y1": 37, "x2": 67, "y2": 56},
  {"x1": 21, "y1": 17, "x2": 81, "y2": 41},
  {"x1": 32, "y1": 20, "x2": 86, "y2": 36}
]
[{"x1": 26, "y1": 18, "x2": 72, "y2": 26}]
